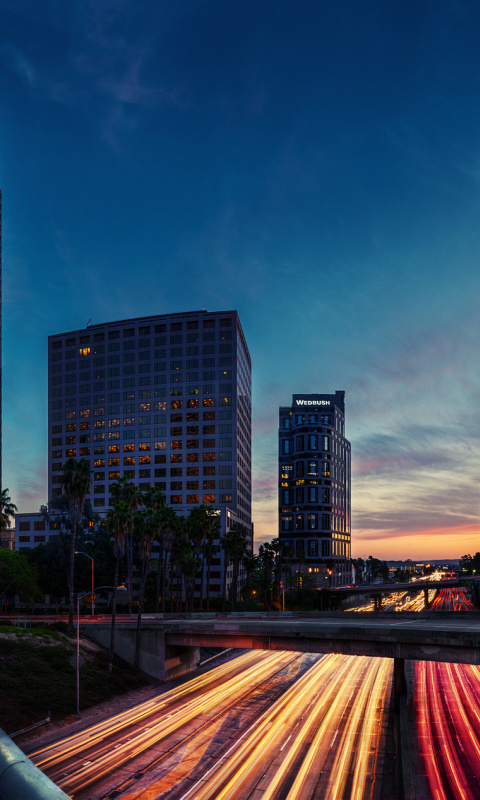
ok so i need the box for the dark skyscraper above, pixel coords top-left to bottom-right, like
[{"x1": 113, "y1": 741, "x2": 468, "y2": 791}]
[
  {"x1": 278, "y1": 391, "x2": 351, "y2": 587},
  {"x1": 47, "y1": 309, "x2": 252, "y2": 597}
]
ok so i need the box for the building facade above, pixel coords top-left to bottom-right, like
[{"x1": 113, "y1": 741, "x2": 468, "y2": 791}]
[
  {"x1": 15, "y1": 512, "x2": 59, "y2": 550},
  {"x1": 45, "y1": 309, "x2": 252, "y2": 596},
  {"x1": 278, "y1": 391, "x2": 351, "y2": 587}
]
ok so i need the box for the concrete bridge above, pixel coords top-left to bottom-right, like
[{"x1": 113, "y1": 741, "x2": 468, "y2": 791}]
[
  {"x1": 327, "y1": 577, "x2": 480, "y2": 610},
  {"x1": 83, "y1": 613, "x2": 480, "y2": 701}
]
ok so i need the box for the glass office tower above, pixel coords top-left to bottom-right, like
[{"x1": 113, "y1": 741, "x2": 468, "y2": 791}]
[{"x1": 48, "y1": 309, "x2": 252, "y2": 596}]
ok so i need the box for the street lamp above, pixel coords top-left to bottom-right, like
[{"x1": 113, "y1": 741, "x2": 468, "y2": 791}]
[
  {"x1": 75, "y1": 551, "x2": 95, "y2": 615},
  {"x1": 75, "y1": 585, "x2": 127, "y2": 715}
]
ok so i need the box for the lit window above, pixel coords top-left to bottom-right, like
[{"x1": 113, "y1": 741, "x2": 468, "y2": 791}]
[
  {"x1": 203, "y1": 494, "x2": 215, "y2": 504},
  {"x1": 79, "y1": 347, "x2": 91, "y2": 357}
]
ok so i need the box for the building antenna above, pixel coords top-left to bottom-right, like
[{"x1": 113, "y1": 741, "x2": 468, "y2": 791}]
[{"x1": 86, "y1": 319, "x2": 92, "y2": 328}]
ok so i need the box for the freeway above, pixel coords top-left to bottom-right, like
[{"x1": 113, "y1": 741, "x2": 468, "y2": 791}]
[
  {"x1": 416, "y1": 661, "x2": 480, "y2": 799},
  {"x1": 28, "y1": 651, "x2": 393, "y2": 800}
]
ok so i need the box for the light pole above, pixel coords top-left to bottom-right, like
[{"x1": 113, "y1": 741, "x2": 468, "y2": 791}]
[
  {"x1": 76, "y1": 585, "x2": 127, "y2": 715},
  {"x1": 75, "y1": 551, "x2": 95, "y2": 615}
]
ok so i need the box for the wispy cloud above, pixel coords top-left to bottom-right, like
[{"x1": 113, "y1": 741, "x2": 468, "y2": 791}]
[{"x1": 0, "y1": 5, "x2": 184, "y2": 152}]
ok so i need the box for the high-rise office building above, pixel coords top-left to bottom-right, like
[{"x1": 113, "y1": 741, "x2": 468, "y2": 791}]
[
  {"x1": 47, "y1": 310, "x2": 252, "y2": 594},
  {"x1": 278, "y1": 392, "x2": 351, "y2": 586}
]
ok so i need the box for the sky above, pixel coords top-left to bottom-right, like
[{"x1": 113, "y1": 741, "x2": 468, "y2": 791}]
[{"x1": 0, "y1": 0, "x2": 479, "y2": 560}]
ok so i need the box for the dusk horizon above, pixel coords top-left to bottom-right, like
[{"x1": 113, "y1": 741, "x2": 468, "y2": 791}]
[{"x1": 1, "y1": 0, "x2": 478, "y2": 560}]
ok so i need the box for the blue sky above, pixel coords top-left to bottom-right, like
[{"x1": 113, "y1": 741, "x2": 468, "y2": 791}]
[{"x1": 1, "y1": 0, "x2": 479, "y2": 559}]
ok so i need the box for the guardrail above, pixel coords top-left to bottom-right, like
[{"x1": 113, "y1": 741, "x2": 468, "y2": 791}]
[{"x1": 0, "y1": 728, "x2": 69, "y2": 799}]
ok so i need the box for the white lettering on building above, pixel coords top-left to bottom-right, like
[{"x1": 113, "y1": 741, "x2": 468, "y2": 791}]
[{"x1": 295, "y1": 399, "x2": 330, "y2": 406}]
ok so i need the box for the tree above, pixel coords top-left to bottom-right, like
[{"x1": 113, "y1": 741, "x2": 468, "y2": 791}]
[
  {"x1": 187, "y1": 505, "x2": 220, "y2": 610},
  {"x1": 26, "y1": 534, "x2": 69, "y2": 609},
  {"x1": 0, "y1": 488, "x2": 17, "y2": 533},
  {"x1": 134, "y1": 505, "x2": 159, "y2": 669},
  {"x1": 220, "y1": 523, "x2": 248, "y2": 611},
  {"x1": 110, "y1": 477, "x2": 139, "y2": 613},
  {"x1": 106, "y1": 501, "x2": 131, "y2": 673},
  {"x1": 62, "y1": 458, "x2": 91, "y2": 635},
  {"x1": 241, "y1": 551, "x2": 257, "y2": 608},
  {"x1": 352, "y1": 557, "x2": 365, "y2": 583},
  {"x1": 0, "y1": 549, "x2": 39, "y2": 605},
  {"x1": 460, "y1": 554, "x2": 473, "y2": 572},
  {"x1": 140, "y1": 488, "x2": 176, "y2": 614},
  {"x1": 155, "y1": 506, "x2": 177, "y2": 613},
  {"x1": 258, "y1": 542, "x2": 275, "y2": 609},
  {"x1": 180, "y1": 546, "x2": 201, "y2": 613}
]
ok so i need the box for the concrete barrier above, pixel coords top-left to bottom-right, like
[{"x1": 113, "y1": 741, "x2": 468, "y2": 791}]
[{"x1": 0, "y1": 728, "x2": 69, "y2": 800}]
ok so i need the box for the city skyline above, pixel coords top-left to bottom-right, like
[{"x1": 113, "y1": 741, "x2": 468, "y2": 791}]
[{"x1": 1, "y1": 1, "x2": 479, "y2": 559}]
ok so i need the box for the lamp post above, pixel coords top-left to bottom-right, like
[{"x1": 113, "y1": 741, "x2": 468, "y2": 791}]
[
  {"x1": 75, "y1": 551, "x2": 95, "y2": 615},
  {"x1": 76, "y1": 585, "x2": 127, "y2": 715}
]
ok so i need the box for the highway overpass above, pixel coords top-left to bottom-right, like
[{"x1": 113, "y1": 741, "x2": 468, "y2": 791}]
[{"x1": 83, "y1": 613, "x2": 480, "y2": 696}]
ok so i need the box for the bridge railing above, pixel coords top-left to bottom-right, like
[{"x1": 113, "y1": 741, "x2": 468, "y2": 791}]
[{"x1": 0, "y1": 728, "x2": 69, "y2": 800}]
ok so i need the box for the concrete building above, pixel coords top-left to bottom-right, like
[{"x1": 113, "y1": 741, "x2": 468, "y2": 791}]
[
  {"x1": 15, "y1": 512, "x2": 62, "y2": 550},
  {"x1": 278, "y1": 391, "x2": 351, "y2": 587},
  {"x1": 45, "y1": 309, "x2": 252, "y2": 598}
]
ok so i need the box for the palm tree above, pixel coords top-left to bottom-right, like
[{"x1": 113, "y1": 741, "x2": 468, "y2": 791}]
[
  {"x1": 105, "y1": 501, "x2": 131, "y2": 673},
  {"x1": 229, "y1": 523, "x2": 248, "y2": 611},
  {"x1": 134, "y1": 505, "x2": 159, "y2": 669},
  {"x1": 180, "y1": 546, "x2": 201, "y2": 613},
  {"x1": 110, "y1": 477, "x2": 138, "y2": 613},
  {"x1": 141, "y1": 486, "x2": 173, "y2": 613},
  {"x1": 258, "y1": 542, "x2": 275, "y2": 609},
  {"x1": 187, "y1": 504, "x2": 220, "y2": 610},
  {"x1": 62, "y1": 458, "x2": 91, "y2": 635},
  {"x1": 204, "y1": 514, "x2": 220, "y2": 611},
  {"x1": 155, "y1": 506, "x2": 177, "y2": 613},
  {"x1": 0, "y1": 488, "x2": 17, "y2": 533},
  {"x1": 220, "y1": 523, "x2": 248, "y2": 611},
  {"x1": 241, "y1": 551, "x2": 257, "y2": 608},
  {"x1": 170, "y1": 519, "x2": 189, "y2": 612}
]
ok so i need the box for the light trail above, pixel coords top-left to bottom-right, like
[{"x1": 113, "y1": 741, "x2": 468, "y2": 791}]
[
  {"x1": 430, "y1": 587, "x2": 475, "y2": 611},
  {"x1": 416, "y1": 660, "x2": 480, "y2": 799},
  {"x1": 37, "y1": 650, "x2": 392, "y2": 799},
  {"x1": 31, "y1": 649, "x2": 264, "y2": 767},
  {"x1": 35, "y1": 651, "x2": 299, "y2": 796},
  {"x1": 177, "y1": 655, "x2": 391, "y2": 800}
]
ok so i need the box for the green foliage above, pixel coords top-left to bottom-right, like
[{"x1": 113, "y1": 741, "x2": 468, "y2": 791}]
[
  {"x1": 0, "y1": 549, "x2": 39, "y2": 602},
  {"x1": 0, "y1": 488, "x2": 17, "y2": 533},
  {"x1": 460, "y1": 553, "x2": 480, "y2": 575},
  {"x1": 0, "y1": 630, "x2": 149, "y2": 734},
  {"x1": 367, "y1": 555, "x2": 390, "y2": 582}
]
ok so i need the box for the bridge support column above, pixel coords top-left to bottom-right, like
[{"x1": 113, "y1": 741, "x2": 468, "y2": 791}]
[
  {"x1": 373, "y1": 594, "x2": 382, "y2": 611},
  {"x1": 473, "y1": 583, "x2": 480, "y2": 609},
  {"x1": 83, "y1": 625, "x2": 200, "y2": 682},
  {"x1": 423, "y1": 587, "x2": 430, "y2": 609},
  {"x1": 393, "y1": 657, "x2": 407, "y2": 709}
]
